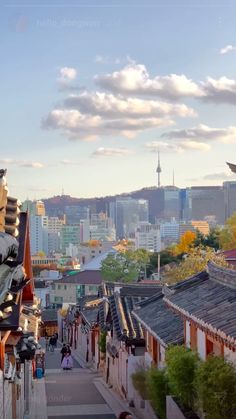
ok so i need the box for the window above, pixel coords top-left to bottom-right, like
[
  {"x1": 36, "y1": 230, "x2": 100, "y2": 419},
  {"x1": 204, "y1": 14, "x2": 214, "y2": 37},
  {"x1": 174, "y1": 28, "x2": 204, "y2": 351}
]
[
  {"x1": 64, "y1": 285, "x2": 67, "y2": 290},
  {"x1": 58, "y1": 285, "x2": 61, "y2": 290},
  {"x1": 54, "y1": 296, "x2": 63, "y2": 303}
]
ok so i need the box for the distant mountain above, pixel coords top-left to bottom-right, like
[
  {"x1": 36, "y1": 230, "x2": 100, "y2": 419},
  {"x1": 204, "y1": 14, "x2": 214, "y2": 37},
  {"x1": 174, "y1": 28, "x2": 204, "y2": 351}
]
[{"x1": 42, "y1": 186, "x2": 165, "y2": 223}]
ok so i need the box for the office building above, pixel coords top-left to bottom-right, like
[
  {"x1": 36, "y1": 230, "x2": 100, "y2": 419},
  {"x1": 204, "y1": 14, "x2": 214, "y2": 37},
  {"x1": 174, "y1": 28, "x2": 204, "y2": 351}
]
[
  {"x1": 65, "y1": 205, "x2": 89, "y2": 225},
  {"x1": 184, "y1": 186, "x2": 224, "y2": 224},
  {"x1": 223, "y1": 181, "x2": 236, "y2": 221},
  {"x1": 135, "y1": 222, "x2": 161, "y2": 252},
  {"x1": 116, "y1": 197, "x2": 149, "y2": 238}
]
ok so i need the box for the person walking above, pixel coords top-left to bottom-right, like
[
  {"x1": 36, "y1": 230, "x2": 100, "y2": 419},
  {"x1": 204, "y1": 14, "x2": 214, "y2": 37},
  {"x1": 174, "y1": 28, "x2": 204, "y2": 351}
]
[
  {"x1": 45, "y1": 335, "x2": 49, "y2": 351},
  {"x1": 54, "y1": 332, "x2": 58, "y2": 348},
  {"x1": 49, "y1": 335, "x2": 56, "y2": 352},
  {"x1": 61, "y1": 352, "x2": 73, "y2": 370},
  {"x1": 60, "y1": 344, "x2": 67, "y2": 363}
]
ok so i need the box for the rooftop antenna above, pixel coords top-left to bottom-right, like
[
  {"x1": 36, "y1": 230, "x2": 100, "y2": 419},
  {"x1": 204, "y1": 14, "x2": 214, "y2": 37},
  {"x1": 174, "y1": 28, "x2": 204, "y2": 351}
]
[
  {"x1": 173, "y1": 169, "x2": 175, "y2": 187},
  {"x1": 156, "y1": 149, "x2": 161, "y2": 188},
  {"x1": 61, "y1": 187, "x2": 64, "y2": 196}
]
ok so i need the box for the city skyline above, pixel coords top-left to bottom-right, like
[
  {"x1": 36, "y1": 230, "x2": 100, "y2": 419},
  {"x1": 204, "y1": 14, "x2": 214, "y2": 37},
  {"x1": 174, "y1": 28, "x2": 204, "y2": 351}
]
[{"x1": 2, "y1": 0, "x2": 236, "y2": 201}]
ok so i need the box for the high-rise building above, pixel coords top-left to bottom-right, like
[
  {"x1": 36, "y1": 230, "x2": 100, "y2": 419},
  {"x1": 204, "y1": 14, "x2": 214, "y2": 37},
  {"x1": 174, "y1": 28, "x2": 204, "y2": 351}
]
[
  {"x1": 184, "y1": 186, "x2": 224, "y2": 224},
  {"x1": 60, "y1": 225, "x2": 80, "y2": 253},
  {"x1": 163, "y1": 186, "x2": 180, "y2": 221},
  {"x1": 80, "y1": 219, "x2": 90, "y2": 243},
  {"x1": 160, "y1": 219, "x2": 180, "y2": 242},
  {"x1": 29, "y1": 215, "x2": 48, "y2": 255},
  {"x1": 116, "y1": 197, "x2": 149, "y2": 238},
  {"x1": 65, "y1": 205, "x2": 89, "y2": 225},
  {"x1": 223, "y1": 181, "x2": 236, "y2": 220},
  {"x1": 90, "y1": 212, "x2": 116, "y2": 241},
  {"x1": 135, "y1": 222, "x2": 161, "y2": 252}
]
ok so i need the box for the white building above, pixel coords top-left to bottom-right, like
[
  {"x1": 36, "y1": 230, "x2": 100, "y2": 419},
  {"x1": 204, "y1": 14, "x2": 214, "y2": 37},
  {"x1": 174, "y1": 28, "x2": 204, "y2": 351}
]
[
  {"x1": 29, "y1": 215, "x2": 49, "y2": 255},
  {"x1": 135, "y1": 223, "x2": 161, "y2": 252}
]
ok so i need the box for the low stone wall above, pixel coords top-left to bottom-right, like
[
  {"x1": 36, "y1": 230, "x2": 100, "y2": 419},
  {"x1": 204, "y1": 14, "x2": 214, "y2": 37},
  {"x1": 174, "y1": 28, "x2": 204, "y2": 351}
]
[
  {"x1": 132, "y1": 389, "x2": 157, "y2": 419},
  {"x1": 166, "y1": 396, "x2": 186, "y2": 419}
]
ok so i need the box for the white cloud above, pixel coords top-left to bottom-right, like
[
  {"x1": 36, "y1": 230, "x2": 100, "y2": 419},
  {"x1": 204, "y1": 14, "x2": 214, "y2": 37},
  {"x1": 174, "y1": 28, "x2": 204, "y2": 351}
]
[
  {"x1": 203, "y1": 171, "x2": 235, "y2": 180},
  {"x1": 64, "y1": 91, "x2": 196, "y2": 119},
  {"x1": 220, "y1": 45, "x2": 236, "y2": 54},
  {"x1": 201, "y1": 77, "x2": 236, "y2": 104},
  {"x1": 161, "y1": 124, "x2": 236, "y2": 144},
  {"x1": 95, "y1": 63, "x2": 202, "y2": 100},
  {"x1": 0, "y1": 159, "x2": 44, "y2": 168},
  {"x1": 58, "y1": 67, "x2": 77, "y2": 81},
  {"x1": 42, "y1": 108, "x2": 175, "y2": 140},
  {"x1": 21, "y1": 162, "x2": 44, "y2": 168},
  {"x1": 91, "y1": 147, "x2": 133, "y2": 157},
  {"x1": 145, "y1": 140, "x2": 209, "y2": 154}
]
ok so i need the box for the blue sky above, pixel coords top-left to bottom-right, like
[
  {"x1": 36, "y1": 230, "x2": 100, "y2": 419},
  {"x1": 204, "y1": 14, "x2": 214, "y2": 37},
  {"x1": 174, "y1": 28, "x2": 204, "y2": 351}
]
[{"x1": 1, "y1": 0, "x2": 236, "y2": 200}]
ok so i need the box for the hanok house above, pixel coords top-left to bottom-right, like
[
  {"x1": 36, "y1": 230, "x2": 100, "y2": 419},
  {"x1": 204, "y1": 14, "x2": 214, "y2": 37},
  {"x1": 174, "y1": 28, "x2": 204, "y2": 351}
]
[
  {"x1": 63, "y1": 296, "x2": 102, "y2": 368},
  {"x1": 0, "y1": 169, "x2": 41, "y2": 419},
  {"x1": 133, "y1": 291, "x2": 184, "y2": 369},
  {"x1": 104, "y1": 283, "x2": 162, "y2": 401},
  {"x1": 163, "y1": 262, "x2": 236, "y2": 363},
  {"x1": 41, "y1": 308, "x2": 58, "y2": 337}
]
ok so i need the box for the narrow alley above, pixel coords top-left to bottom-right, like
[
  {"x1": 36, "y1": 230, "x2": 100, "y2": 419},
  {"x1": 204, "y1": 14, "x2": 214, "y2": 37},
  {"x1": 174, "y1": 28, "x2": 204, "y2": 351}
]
[{"x1": 42, "y1": 343, "x2": 118, "y2": 419}]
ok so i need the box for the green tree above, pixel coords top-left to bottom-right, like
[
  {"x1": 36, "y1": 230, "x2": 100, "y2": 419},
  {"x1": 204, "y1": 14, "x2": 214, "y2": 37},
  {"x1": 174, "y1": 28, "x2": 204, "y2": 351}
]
[
  {"x1": 101, "y1": 252, "x2": 138, "y2": 283},
  {"x1": 147, "y1": 367, "x2": 169, "y2": 419},
  {"x1": 219, "y1": 212, "x2": 236, "y2": 250},
  {"x1": 195, "y1": 356, "x2": 236, "y2": 419},
  {"x1": 166, "y1": 345, "x2": 199, "y2": 410},
  {"x1": 205, "y1": 227, "x2": 221, "y2": 250}
]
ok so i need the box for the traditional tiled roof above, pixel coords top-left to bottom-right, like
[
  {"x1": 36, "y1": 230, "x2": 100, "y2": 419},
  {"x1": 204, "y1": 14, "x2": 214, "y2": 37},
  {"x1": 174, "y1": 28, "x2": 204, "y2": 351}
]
[
  {"x1": 41, "y1": 309, "x2": 58, "y2": 322},
  {"x1": 164, "y1": 262, "x2": 236, "y2": 347},
  {"x1": 133, "y1": 293, "x2": 184, "y2": 347},
  {"x1": 108, "y1": 284, "x2": 162, "y2": 343},
  {"x1": 56, "y1": 270, "x2": 103, "y2": 285}
]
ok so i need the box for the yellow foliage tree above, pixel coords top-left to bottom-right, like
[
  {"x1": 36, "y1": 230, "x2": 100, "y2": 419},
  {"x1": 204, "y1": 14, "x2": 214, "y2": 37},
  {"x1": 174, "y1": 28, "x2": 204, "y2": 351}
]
[
  {"x1": 219, "y1": 212, "x2": 236, "y2": 250},
  {"x1": 174, "y1": 231, "x2": 196, "y2": 255},
  {"x1": 163, "y1": 246, "x2": 228, "y2": 285}
]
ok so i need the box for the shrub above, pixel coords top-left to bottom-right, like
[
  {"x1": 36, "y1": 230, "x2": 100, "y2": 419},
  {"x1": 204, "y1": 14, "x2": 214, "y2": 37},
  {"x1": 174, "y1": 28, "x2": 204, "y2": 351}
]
[
  {"x1": 147, "y1": 367, "x2": 169, "y2": 419},
  {"x1": 166, "y1": 345, "x2": 199, "y2": 410},
  {"x1": 132, "y1": 368, "x2": 148, "y2": 400},
  {"x1": 99, "y1": 330, "x2": 107, "y2": 353},
  {"x1": 195, "y1": 355, "x2": 236, "y2": 419}
]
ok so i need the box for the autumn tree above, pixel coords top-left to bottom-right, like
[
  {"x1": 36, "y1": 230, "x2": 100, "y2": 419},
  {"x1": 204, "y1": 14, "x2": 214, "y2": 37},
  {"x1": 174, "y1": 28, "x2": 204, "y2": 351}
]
[
  {"x1": 174, "y1": 231, "x2": 196, "y2": 256},
  {"x1": 219, "y1": 212, "x2": 236, "y2": 250},
  {"x1": 163, "y1": 246, "x2": 228, "y2": 285}
]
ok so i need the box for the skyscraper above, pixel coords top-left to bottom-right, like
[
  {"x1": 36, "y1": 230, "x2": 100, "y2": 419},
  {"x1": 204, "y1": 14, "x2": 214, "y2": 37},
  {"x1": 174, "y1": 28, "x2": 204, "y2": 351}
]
[{"x1": 116, "y1": 197, "x2": 149, "y2": 238}]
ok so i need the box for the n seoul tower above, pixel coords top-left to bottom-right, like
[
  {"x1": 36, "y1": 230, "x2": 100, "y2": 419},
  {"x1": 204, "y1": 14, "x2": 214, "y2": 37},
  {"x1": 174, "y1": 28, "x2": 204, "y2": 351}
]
[{"x1": 156, "y1": 150, "x2": 161, "y2": 188}]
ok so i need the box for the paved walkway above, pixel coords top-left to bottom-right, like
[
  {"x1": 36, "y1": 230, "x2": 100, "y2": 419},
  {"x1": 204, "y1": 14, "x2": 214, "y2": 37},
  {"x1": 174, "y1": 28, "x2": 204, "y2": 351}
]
[{"x1": 43, "y1": 341, "x2": 116, "y2": 419}]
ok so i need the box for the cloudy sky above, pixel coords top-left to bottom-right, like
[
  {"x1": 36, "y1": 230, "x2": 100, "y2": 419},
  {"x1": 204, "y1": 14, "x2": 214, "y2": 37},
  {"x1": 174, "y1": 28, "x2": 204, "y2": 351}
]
[{"x1": 1, "y1": 0, "x2": 236, "y2": 200}]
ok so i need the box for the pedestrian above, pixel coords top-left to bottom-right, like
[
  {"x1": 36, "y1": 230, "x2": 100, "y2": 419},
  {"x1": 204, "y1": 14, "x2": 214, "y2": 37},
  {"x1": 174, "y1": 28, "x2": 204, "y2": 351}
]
[
  {"x1": 45, "y1": 335, "x2": 49, "y2": 351},
  {"x1": 66, "y1": 344, "x2": 71, "y2": 355},
  {"x1": 49, "y1": 335, "x2": 56, "y2": 352},
  {"x1": 60, "y1": 344, "x2": 67, "y2": 363},
  {"x1": 118, "y1": 412, "x2": 132, "y2": 419},
  {"x1": 61, "y1": 352, "x2": 73, "y2": 370},
  {"x1": 54, "y1": 332, "x2": 58, "y2": 348}
]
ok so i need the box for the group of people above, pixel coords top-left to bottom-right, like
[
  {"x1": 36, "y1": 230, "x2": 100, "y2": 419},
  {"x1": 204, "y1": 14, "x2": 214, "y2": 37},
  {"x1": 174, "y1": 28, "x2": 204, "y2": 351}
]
[{"x1": 60, "y1": 343, "x2": 73, "y2": 370}]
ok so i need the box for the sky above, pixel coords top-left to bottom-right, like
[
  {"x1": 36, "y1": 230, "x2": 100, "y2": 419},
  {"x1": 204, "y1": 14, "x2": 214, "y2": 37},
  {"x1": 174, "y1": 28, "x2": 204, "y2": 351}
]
[{"x1": 1, "y1": 0, "x2": 236, "y2": 200}]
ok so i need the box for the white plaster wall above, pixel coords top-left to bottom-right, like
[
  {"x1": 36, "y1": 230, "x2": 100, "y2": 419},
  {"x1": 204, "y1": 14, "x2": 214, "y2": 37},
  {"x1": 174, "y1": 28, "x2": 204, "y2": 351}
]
[
  {"x1": 144, "y1": 351, "x2": 153, "y2": 368},
  {"x1": 127, "y1": 354, "x2": 144, "y2": 401},
  {"x1": 185, "y1": 320, "x2": 190, "y2": 348},
  {"x1": 159, "y1": 345, "x2": 166, "y2": 368},
  {"x1": 197, "y1": 329, "x2": 206, "y2": 360},
  {"x1": 224, "y1": 346, "x2": 236, "y2": 365},
  {"x1": 4, "y1": 380, "x2": 12, "y2": 419}
]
